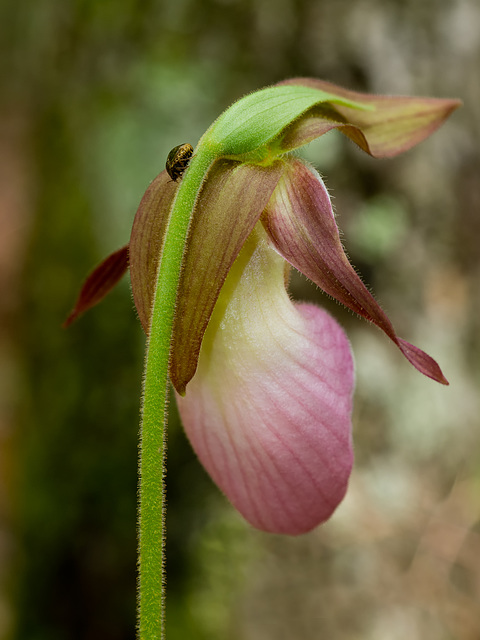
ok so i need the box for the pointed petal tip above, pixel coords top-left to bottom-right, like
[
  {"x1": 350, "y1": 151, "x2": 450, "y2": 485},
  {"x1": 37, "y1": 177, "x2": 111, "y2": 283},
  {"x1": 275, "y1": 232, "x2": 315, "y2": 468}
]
[
  {"x1": 63, "y1": 245, "x2": 129, "y2": 328},
  {"x1": 174, "y1": 381, "x2": 187, "y2": 397},
  {"x1": 276, "y1": 78, "x2": 462, "y2": 158},
  {"x1": 397, "y1": 338, "x2": 449, "y2": 385},
  {"x1": 62, "y1": 312, "x2": 77, "y2": 329},
  {"x1": 262, "y1": 160, "x2": 449, "y2": 386}
]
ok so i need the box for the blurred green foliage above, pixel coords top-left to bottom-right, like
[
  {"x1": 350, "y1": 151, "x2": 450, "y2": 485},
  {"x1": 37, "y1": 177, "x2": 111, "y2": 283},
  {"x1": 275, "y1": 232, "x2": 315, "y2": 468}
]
[{"x1": 1, "y1": 0, "x2": 479, "y2": 639}]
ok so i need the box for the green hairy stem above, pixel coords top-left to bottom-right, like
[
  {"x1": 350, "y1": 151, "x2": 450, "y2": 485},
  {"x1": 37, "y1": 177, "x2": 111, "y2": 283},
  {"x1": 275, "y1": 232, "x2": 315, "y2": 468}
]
[{"x1": 137, "y1": 144, "x2": 216, "y2": 639}]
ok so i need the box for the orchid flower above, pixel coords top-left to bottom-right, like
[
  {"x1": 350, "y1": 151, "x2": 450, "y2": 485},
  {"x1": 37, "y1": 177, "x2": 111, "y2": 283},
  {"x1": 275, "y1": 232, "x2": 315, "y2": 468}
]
[{"x1": 65, "y1": 78, "x2": 460, "y2": 634}]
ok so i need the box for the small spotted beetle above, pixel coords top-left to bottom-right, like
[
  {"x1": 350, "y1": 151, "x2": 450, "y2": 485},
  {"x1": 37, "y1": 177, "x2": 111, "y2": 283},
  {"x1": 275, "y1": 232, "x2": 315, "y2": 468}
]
[{"x1": 165, "y1": 143, "x2": 194, "y2": 182}]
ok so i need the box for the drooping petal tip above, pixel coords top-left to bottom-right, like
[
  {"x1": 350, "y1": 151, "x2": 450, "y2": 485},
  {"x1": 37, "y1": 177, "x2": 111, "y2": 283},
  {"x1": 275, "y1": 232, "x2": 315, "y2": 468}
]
[
  {"x1": 262, "y1": 159, "x2": 448, "y2": 385},
  {"x1": 63, "y1": 245, "x2": 129, "y2": 328},
  {"x1": 398, "y1": 339, "x2": 449, "y2": 385}
]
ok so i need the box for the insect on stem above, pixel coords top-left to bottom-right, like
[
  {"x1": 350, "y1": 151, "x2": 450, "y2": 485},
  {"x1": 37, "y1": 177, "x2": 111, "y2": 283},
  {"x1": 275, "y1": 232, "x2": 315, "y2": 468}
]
[{"x1": 165, "y1": 143, "x2": 194, "y2": 182}]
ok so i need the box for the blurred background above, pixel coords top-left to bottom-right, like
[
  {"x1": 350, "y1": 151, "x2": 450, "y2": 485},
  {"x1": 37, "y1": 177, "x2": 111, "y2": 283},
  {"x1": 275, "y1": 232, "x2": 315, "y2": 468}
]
[{"x1": 0, "y1": 0, "x2": 479, "y2": 638}]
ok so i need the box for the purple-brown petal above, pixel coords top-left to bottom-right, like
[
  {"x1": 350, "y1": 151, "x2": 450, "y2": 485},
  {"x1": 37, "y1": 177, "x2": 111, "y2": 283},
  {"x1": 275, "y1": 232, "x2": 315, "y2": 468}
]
[
  {"x1": 170, "y1": 159, "x2": 284, "y2": 394},
  {"x1": 129, "y1": 170, "x2": 179, "y2": 332},
  {"x1": 262, "y1": 159, "x2": 448, "y2": 385},
  {"x1": 63, "y1": 245, "x2": 129, "y2": 328},
  {"x1": 277, "y1": 78, "x2": 461, "y2": 158}
]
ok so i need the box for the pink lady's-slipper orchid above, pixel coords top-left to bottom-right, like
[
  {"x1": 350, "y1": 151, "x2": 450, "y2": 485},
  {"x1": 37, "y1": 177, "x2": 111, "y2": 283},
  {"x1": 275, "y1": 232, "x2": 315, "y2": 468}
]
[{"x1": 66, "y1": 79, "x2": 460, "y2": 536}]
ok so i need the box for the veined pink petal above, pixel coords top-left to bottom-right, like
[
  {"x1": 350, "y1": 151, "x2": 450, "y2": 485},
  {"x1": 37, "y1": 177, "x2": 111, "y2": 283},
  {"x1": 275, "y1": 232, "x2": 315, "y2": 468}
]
[
  {"x1": 262, "y1": 159, "x2": 448, "y2": 385},
  {"x1": 176, "y1": 226, "x2": 354, "y2": 534},
  {"x1": 277, "y1": 78, "x2": 461, "y2": 157}
]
